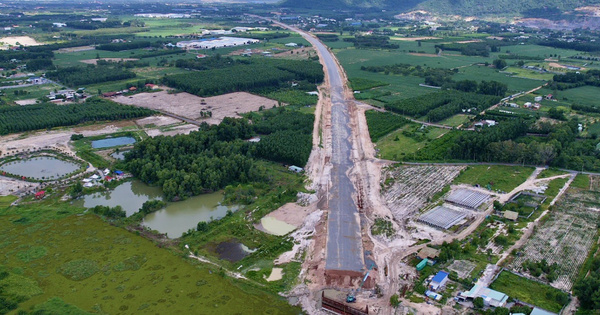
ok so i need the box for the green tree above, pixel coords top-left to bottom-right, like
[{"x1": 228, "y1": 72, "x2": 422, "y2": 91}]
[
  {"x1": 69, "y1": 182, "x2": 83, "y2": 198},
  {"x1": 493, "y1": 59, "x2": 507, "y2": 69},
  {"x1": 473, "y1": 296, "x2": 485, "y2": 309},
  {"x1": 390, "y1": 294, "x2": 401, "y2": 308}
]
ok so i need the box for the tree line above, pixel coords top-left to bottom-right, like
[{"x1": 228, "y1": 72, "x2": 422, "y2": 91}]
[
  {"x1": 0, "y1": 98, "x2": 154, "y2": 135},
  {"x1": 46, "y1": 65, "x2": 136, "y2": 87},
  {"x1": 164, "y1": 58, "x2": 323, "y2": 97},
  {"x1": 96, "y1": 40, "x2": 164, "y2": 52},
  {"x1": 344, "y1": 35, "x2": 399, "y2": 49},
  {"x1": 384, "y1": 91, "x2": 500, "y2": 122}
]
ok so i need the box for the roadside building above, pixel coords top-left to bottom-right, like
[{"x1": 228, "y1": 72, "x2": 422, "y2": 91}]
[
  {"x1": 530, "y1": 307, "x2": 557, "y2": 315},
  {"x1": 430, "y1": 271, "x2": 449, "y2": 291},
  {"x1": 417, "y1": 247, "x2": 441, "y2": 262},
  {"x1": 458, "y1": 284, "x2": 509, "y2": 307},
  {"x1": 503, "y1": 210, "x2": 519, "y2": 221},
  {"x1": 288, "y1": 166, "x2": 303, "y2": 173}
]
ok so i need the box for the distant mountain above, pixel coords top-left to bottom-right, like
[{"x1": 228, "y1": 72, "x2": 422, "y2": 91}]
[{"x1": 279, "y1": 0, "x2": 600, "y2": 16}]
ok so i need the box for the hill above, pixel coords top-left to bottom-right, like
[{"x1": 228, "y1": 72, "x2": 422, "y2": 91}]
[{"x1": 280, "y1": 0, "x2": 600, "y2": 16}]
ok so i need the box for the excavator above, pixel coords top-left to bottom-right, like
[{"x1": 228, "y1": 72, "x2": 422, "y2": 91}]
[{"x1": 346, "y1": 263, "x2": 375, "y2": 303}]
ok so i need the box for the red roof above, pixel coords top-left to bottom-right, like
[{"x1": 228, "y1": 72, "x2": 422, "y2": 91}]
[
  {"x1": 129, "y1": 87, "x2": 137, "y2": 91},
  {"x1": 35, "y1": 191, "x2": 45, "y2": 198}
]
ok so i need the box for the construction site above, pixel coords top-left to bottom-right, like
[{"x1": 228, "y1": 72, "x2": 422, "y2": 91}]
[{"x1": 262, "y1": 19, "x2": 598, "y2": 315}]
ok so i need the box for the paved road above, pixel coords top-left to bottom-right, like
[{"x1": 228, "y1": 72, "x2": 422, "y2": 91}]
[{"x1": 272, "y1": 21, "x2": 364, "y2": 272}]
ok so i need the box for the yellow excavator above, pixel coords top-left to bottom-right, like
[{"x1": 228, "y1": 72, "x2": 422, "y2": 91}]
[{"x1": 346, "y1": 263, "x2": 375, "y2": 303}]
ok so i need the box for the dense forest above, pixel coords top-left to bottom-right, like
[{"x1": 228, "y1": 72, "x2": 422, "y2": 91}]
[
  {"x1": 164, "y1": 58, "x2": 323, "y2": 97},
  {"x1": 125, "y1": 108, "x2": 313, "y2": 200},
  {"x1": 384, "y1": 91, "x2": 500, "y2": 122},
  {"x1": 548, "y1": 70, "x2": 600, "y2": 90},
  {"x1": 0, "y1": 98, "x2": 154, "y2": 135},
  {"x1": 574, "y1": 254, "x2": 600, "y2": 312},
  {"x1": 46, "y1": 65, "x2": 136, "y2": 87},
  {"x1": 96, "y1": 40, "x2": 162, "y2": 51}
]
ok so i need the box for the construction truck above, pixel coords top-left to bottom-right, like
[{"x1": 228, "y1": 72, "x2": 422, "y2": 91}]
[{"x1": 346, "y1": 263, "x2": 375, "y2": 303}]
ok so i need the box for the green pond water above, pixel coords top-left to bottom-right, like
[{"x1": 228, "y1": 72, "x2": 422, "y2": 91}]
[
  {"x1": 0, "y1": 156, "x2": 80, "y2": 179},
  {"x1": 74, "y1": 180, "x2": 238, "y2": 238}
]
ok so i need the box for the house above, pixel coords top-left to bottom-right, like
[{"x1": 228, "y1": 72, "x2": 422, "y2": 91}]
[
  {"x1": 545, "y1": 94, "x2": 553, "y2": 100},
  {"x1": 285, "y1": 42, "x2": 298, "y2": 47},
  {"x1": 429, "y1": 271, "x2": 449, "y2": 291},
  {"x1": 90, "y1": 174, "x2": 100, "y2": 180},
  {"x1": 523, "y1": 102, "x2": 532, "y2": 108},
  {"x1": 114, "y1": 170, "x2": 124, "y2": 176},
  {"x1": 534, "y1": 96, "x2": 543, "y2": 102},
  {"x1": 458, "y1": 284, "x2": 508, "y2": 307},
  {"x1": 474, "y1": 120, "x2": 497, "y2": 128},
  {"x1": 530, "y1": 307, "x2": 557, "y2": 315},
  {"x1": 417, "y1": 247, "x2": 441, "y2": 260},
  {"x1": 416, "y1": 258, "x2": 428, "y2": 271},
  {"x1": 35, "y1": 191, "x2": 45, "y2": 199},
  {"x1": 145, "y1": 83, "x2": 158, "y2": 89},
  {"x1": 103, "y1": 168, "x2": 110, "y2": 176},
  {"x1": 52, "y1": 22, "x2": 67, "y2": 28},
  {"x1": 196, "y1": 54, "x2": 207, "y2": 59},
  {"x1": 306, "y1": 91, "x2": 319, "y2": 96},
  {"x1": 533, "y1": 103, "x2": 541, "y2": 110},
  {"x1": 503, "y1": 210, "x2": 519, "y2": 221},
  {"x1": 247, "y1": 136, "x2": 261, "y2": 143},
  {"x1": 288, "y1": 166, "x2": 303, "y2": 173},
  {"x1": 425, "y1": 290, "x2": 442, "y2": 301}
]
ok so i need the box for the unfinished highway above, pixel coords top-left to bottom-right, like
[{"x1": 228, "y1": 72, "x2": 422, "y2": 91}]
[{"x1": 271, "y1": 21, "x2": 365, "y2": 272}]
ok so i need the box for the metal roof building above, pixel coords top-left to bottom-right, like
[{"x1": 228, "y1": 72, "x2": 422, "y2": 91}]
[
  {"x1": 446, "y1": 189, "x2": 490, "y2": 209},
  {"x1": 418, "y1": 206, "x2": 466, "y2": 230}
]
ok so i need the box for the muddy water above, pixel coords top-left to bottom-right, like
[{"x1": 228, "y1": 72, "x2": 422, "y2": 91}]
[
  {"x1": 75, "y1": 181, "x2": 238, "y2": 238},
  {"x1": 260, "y1": 216, "x2": 296, "y2": 236},
  {"x1": 110, "y1": 150, "x2": 130, "y2": 160},
  {"x1": 215, "y1": 241, "x2": 251, "y2": 262},
  {"x1": 0, "y1": 156, "x2": 80, "y2": 179},
  {"x1": 143, "y1": 192, "x2": 238, "y2": 238},
  {"x1": 91, "y1": 136, "x2": 136, "y2": 149}
]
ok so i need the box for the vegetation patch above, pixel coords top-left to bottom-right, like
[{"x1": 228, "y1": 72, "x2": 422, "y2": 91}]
[
  {"x1": 371, "y1": 218, "x2": 394, "y2": 238},
  {"x1": 58, "y1": 259, "x2": 100, "y2": 281},
  {"x1": 454, "y1": 165, "x2": 534, "y2": 192},
  {"x1": 490, "y1": 271, "x2": 568, "y2": 313},
  {"x1": 364, "y1": 110, "x2": 409, "y2": 142},
  {"x1": 16, "y1": 246, "x2": 48, "y2": 263}
]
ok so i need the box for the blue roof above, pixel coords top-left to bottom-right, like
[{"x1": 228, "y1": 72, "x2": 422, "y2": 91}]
[{"x1": 432, "y1": 271, "x2": 449, "y2": 283}]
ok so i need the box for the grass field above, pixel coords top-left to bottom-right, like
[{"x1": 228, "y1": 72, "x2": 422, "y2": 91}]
[
  {"x1": 571, "y1": 174, "x2": 591, "y2": 190},
  {"x1": 453, "y1": 65, "x2": 545, "y2": 93},
  {"x1": 538, "y1": 168, "x2": 570, "y2": 179},
  {"x1": 0, "y1": 195, "x2": 17, "y2": 208},
  {"x1": 453, "y1": 165, "x2": 534, "y2": 192},
  {"x1": 502, "y1": 67, "x2": 554, "y2": 81},
  {"x1": 546, "y1": 85, "x2": 600, "y2": 106},
  {"x1": 490, "y1": 271, "x2": 567, "y2": 313},
  {"x1": 493, "y1": 44, "x2": 581, "y2": 60},
  {"x1": 438, "y1": 114, "x2": 471, "y2": 127},
  {"x1": 0, "y1": 213, "x2": 298, "y2": 314},
  {"x1": 375, "y1": 125, "x2": 449, "y2": 160}
]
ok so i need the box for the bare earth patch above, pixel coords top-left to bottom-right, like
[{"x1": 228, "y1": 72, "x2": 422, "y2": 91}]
[
  {"x1": 112, "y1": 90, "x2": 279, "y2": 125},
  {"x1": 0, "y1": 36, "x2": 42, "y2": 48},
  {"x1": 15, "y1": 99, "x2": 38, "y2": 106},
  {"x1": 55, "y1": 46, "x2": 95, "y2": 53},
  {"x1": 548, "y1": 62, "x2": 586, "y2": 70},
  {"x1": 80, "y1": 58, "x2": 139, "y2": 65},
  {"x1": 135, "y1": 115, "x2": 181, "y2": 127}
]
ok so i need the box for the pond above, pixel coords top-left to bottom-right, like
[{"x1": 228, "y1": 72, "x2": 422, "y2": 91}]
[
  {"x1": 260, "y1": 217, "x2": 296, "y2": 236},
  {"x1": 214, "y1": 240, "x2": 254, "y2": 262},
  {"x1": 110, "y1": 150, "x2": 130, "y2": 161},
  {"x1": 0, "y1": 156, "x2": 80, "y2": 180},
  {"x1": 75, "y1": 180, "x2": 238, "y2": 238},
  {"x1": 143, "y1": 192, "x2": 239, "y2": 238},
  {"x1": 91, "y1": 136, "x2": 136, "y2": 149}
]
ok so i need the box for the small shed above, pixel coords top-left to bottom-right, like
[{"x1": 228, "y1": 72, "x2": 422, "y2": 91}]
[
  {"x1": 530, "y1": 307, "x2": 557, "y2": 315},
  {"x1": 430, "y1": 271, "x2": 449, "y2": 291},
  {"x1": 288, "y1": 166, "x2": 303, "y2": 173},
  {"x1": 503, "y1": 210, "x2": 519, "y2": 221},
  {"x1": 416, "y1": 258, "x2": 428, "y2": 271},
  {"x1": 35, "y1": 191, "x2": 45, "y2": 199},
  {"x1": 418, "y1": 247, "x2": 441, "y2": 260},
  {"x1": 114, "y1": 170, "x2": 124, "y2": 176}
]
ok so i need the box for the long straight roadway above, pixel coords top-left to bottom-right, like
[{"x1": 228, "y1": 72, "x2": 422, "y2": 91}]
[{"x1": 271, "y1": 20, "x2": 365, "y2": 272}]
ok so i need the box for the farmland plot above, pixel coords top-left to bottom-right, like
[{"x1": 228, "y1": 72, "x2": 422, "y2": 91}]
[
  {"x1": 509, "y1": 190, "x2": 600, "y2": 291},
  {"x1": 381, "y1": 165, "x2": 465, "y2": 221}
]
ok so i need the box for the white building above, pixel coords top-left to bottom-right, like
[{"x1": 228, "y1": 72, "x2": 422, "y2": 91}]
[
  {"x1": 534, "y1": 96, "x2": 543, "y2": 102},
  {"x1": 176, "y1": 37, "x2": 259, "y2": 50},
  {"x1": 52, "y1": 23, "x2": 67, "y2": 28}
]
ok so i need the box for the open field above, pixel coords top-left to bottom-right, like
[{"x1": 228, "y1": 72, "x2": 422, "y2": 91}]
[
  {"x1": 438, "y1": 114, "x2": 471, "y2": 127},
  {"x1": 453, "y1": 165, "x2": 535, "y2": 192},
  {"x1": 490, "y1": 271, "x2": 568, "y2": 313},
  {"x1": 0, "y1": 36, "x2": 42, "y2": 47},
  {"x1": 509, "y1": 189, "x2": 600, "y2": 291},
  {"x1": 375, "y1": 125, "x2": 449, "y2": 160},
  {"x1": 112, "y1": 90, "x2": 278, "y2": 125},
  {"x1": 80, "y1": 58, "x2": 139, "y2": 65},
  {"x1": 546, "y1": 85, "x2": 600, "y2": 106},
  {"x1": 0, "y1": 213, "x2": 298, "y2": 314}
]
